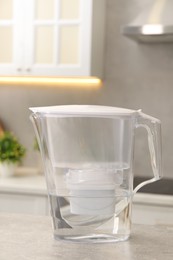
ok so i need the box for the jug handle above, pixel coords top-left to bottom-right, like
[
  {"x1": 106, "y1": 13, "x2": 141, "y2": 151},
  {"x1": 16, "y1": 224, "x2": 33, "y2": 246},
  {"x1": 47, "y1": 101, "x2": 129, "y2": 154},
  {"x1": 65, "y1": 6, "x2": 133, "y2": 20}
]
[{"x1": 133, "y1": 111, "x2": 162, "y2": 195}]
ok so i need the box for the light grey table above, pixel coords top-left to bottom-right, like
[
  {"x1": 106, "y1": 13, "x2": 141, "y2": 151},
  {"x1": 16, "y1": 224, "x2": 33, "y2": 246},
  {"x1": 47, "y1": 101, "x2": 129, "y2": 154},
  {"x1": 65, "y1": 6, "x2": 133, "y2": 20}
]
[{"x1": 0, "y1": 213, "x2": 172, "y2": 260}]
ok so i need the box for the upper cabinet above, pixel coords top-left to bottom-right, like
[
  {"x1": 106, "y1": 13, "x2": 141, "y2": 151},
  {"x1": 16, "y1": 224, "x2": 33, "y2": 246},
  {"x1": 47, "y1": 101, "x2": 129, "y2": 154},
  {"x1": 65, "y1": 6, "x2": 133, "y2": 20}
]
[{"x1": 0, "y1": 0, "x2": 105, "y2": 77}]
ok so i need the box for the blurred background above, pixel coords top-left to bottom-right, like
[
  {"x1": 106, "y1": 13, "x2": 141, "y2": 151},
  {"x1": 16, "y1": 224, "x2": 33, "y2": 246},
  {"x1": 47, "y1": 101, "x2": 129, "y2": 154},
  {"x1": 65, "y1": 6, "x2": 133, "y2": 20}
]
[
  {"x1": 0, "y1": 0, "x2": 171, "y2": 180},
  {"x1": 0, "y1": 0, "x2": 172, "y2": 224}
]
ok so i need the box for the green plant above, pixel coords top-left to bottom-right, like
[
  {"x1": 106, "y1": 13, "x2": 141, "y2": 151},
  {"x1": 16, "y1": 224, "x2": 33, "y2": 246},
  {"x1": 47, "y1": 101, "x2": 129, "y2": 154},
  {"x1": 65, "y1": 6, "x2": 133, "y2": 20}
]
[{"x1": 0, "y1": 132, "x2": 26, "y2": 164}]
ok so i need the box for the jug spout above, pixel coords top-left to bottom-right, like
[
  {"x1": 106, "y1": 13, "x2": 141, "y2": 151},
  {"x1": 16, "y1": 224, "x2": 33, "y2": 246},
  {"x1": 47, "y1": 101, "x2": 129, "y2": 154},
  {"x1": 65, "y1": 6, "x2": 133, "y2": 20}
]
[{"x1": 29, "y1": 112, "x2": 42, "y2": 152}]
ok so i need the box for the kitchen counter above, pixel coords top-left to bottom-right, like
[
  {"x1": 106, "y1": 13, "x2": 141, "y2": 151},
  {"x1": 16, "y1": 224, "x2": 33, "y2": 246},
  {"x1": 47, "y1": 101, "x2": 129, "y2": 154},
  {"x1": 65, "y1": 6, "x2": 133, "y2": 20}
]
[
  {"x1": 0, "y1": 213, "x2": 172, "y2": 260},
  {"x1": 0, "y1": 169, "x2": 173, "y2": 223},
  {"x1": 1, "y1": 168, "x2": 172, "y2": 196},
  {"x1": 0, "y1": 168, "x2": 47, "y2": 195},
  {"x1": 0, "y1": 168, "x2": 48, "y2": 215}
]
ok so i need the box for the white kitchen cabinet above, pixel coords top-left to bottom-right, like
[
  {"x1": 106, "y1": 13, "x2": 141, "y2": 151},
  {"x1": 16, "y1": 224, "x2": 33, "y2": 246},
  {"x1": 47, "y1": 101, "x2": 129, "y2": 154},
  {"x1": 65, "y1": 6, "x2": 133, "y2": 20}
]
[
  {"x1": 0, "y1": 0, "x2": 105, "y2": 77},
  {"x1": 0, "y1": 192, "x2": 49, "y2": 215},
  {"x1": 132, "y1": 193, "x2": 173, "y2": 225},
  {"x1": 0, "y1": 170, "x2": 50, "y2": 215}
]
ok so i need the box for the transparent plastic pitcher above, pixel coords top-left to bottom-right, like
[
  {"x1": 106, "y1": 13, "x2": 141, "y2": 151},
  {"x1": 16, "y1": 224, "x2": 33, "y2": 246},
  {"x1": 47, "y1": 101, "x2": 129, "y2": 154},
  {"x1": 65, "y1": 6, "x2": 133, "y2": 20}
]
[{"x1": 30, "y1": 105, "x2": 162, "y2": 243}]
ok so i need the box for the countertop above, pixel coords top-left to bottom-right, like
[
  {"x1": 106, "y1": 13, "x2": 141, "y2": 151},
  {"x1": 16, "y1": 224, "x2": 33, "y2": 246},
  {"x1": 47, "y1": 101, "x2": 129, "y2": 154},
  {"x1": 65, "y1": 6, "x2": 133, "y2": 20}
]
[
  {"x1": 0, "y1": 168, "x2": 47, "y2": 195},
  {"x1": 0, "y1": 213, "x2": 172, "y2": 260},
  {"x1": 1, "y1": 167, "x2": 173, "y2": 196},
  {"x1": 0, "y1": 169, "x2": 173, "y2": 208}
]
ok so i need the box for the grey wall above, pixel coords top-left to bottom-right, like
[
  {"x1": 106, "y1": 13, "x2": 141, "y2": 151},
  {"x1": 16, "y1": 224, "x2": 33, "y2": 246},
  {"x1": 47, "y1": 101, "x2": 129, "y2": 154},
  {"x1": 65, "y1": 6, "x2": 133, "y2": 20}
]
[{"x1": 0, "y1": 0, "x2": 172, "y2": 179}]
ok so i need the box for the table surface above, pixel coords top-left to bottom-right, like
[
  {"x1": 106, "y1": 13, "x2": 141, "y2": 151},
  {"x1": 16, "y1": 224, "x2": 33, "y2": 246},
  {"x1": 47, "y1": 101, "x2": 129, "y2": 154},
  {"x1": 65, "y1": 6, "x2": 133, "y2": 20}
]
[{"x1": 0, "y1": 213, "x2": 172, "y2": 260}]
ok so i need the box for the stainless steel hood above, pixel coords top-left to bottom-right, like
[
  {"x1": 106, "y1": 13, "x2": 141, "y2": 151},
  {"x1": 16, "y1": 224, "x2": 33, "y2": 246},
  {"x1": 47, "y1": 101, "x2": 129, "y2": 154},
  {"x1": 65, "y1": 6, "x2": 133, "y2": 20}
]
[{"x1": 122, "y1": 0, "x2": 173, "y2": 43}]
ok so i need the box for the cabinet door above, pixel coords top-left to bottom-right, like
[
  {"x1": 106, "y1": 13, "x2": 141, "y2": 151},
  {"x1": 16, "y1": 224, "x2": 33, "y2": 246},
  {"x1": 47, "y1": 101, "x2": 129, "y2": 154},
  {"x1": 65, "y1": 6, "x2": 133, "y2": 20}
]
[
  {"x1": 0, "y1": 0, "x2": 24, "y2": 75},
  {"x1": 0, "y1": 0, "x2": 105, "y2": 77},
  {"x1": 0, "y1": 192, "x2": 49, "y2": 215},
  {"x1": 132, "y1": 203, "x2": 173, "y2": 225},
  {"x1": 25, "y1": 0, "x2": 93, "y2": 76}
]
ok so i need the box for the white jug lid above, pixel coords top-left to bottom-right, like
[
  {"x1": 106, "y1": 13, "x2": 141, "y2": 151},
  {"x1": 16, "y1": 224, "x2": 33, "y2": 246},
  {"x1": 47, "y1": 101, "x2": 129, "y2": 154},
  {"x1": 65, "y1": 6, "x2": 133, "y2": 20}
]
[{"x1": 29, "y1": 105, "x2": 140, "y2": 117}]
